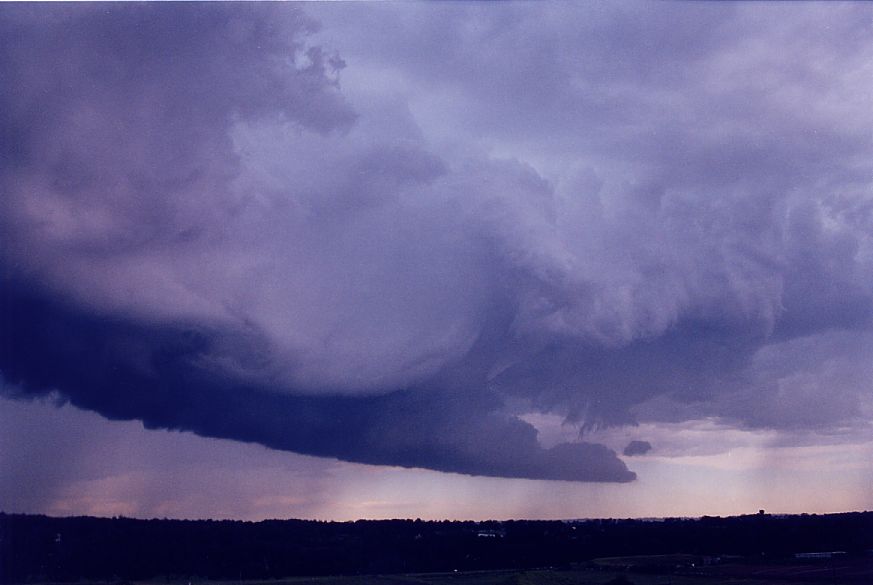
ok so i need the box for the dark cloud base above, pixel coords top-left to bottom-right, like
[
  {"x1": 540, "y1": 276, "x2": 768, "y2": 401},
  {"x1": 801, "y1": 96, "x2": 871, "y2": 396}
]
[{"x1": 0, "y1": 278, "x2": 634, "y2": 483}]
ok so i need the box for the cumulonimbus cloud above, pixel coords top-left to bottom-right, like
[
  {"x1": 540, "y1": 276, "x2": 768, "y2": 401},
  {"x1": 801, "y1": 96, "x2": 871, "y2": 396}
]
[
  {"x1": 1, "y1": 3, "x2": 872, "y2": 483},
  {"x1": 0, "y1": 3, "x2": 635, "y2": 482}
]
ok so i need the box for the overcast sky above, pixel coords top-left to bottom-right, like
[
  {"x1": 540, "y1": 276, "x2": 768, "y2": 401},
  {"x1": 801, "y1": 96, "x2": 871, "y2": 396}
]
[{"x1": 1, "y1": 2, "x2": 872, "y2": 520}]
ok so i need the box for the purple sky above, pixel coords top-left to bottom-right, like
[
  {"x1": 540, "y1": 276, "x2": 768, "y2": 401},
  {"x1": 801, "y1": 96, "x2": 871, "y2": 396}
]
[{"x1": 1, "y1": 2, "x2": 872, "y2": 519}]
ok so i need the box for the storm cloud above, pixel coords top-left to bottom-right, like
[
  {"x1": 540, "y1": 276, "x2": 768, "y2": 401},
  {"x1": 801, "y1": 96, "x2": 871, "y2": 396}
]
[{"x1": 2, "y1": 3, "x2": 872, "y2": 483}]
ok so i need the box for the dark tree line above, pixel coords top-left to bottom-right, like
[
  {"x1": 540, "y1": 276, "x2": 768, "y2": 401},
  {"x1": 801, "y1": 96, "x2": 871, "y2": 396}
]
[{"x1": 1, "y1": 511, "x2": 871, "y2": 583}]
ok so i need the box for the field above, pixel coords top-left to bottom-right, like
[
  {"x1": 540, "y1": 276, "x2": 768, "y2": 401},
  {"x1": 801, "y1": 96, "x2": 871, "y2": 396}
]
[{"x1": 131, "y1": 557, "x2": 873, "y2": 585}]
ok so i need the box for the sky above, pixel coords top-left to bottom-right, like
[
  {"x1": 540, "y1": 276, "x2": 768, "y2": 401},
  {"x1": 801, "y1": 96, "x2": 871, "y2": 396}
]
[{"x1": 1, "y1": 2, "x2": 872, "y2": 520}]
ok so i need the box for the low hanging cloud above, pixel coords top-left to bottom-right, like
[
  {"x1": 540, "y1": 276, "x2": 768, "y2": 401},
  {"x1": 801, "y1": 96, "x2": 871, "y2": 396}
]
[
  {"x1": 623, "y1": 441, "x2": 652, "y2": 457},
  {"x1": 2, "y1": 3, "x2": 872, "y2": 483}
]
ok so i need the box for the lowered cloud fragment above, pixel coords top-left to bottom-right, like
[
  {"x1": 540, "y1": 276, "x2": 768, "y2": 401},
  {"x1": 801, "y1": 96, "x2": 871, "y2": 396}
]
[
  {"x1": 623, "y1": 441, "x2": 652, "y2": 457},
  {"x1": 2, "y1": 3, "x2": 873, "y2": 485}
]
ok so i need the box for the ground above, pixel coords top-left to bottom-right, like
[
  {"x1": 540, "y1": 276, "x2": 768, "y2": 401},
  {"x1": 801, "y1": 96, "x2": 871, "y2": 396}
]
[{"x1": 129, "y1": 558, "x2": 873, "y2": 585}]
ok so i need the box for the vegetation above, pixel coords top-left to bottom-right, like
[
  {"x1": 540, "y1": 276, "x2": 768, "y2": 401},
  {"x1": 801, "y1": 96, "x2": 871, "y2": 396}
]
[{"x1": 1, "y1": 511, "x2": 871, "y2": 584}]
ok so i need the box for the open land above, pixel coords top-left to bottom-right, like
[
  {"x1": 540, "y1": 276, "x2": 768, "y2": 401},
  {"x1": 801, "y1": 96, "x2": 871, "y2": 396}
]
[{"x1": 130, "y1": 558, "x2": 873, "y2": 585}]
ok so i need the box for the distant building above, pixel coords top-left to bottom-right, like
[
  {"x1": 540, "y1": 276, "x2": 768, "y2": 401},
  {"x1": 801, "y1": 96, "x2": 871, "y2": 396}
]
[
  {"x1": 476, "y1": 529, "x2": 504, "y2": 538},
  {"x1": 794, "y1": 551, "x2": 846, "y2": 560}
]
